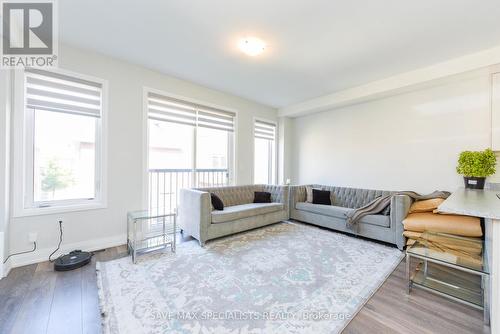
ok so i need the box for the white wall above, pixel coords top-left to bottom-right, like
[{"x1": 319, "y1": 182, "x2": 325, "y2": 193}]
[
  {"x1": 291, "y1": 70, "x2": 494, "y2": 193},
  {"x1": 278, "y1": 117, "x2": 293, "y2": 184},
  {"x1": 0, "y1": 70, "x2": 11, "y2": 276},
  {"x1": 7, "y1": 45, "x2": 277, "y2": 267}
]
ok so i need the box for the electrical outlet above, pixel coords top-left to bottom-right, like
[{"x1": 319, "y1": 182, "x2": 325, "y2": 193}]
[{"x1": 28, "y1": 232, "x2": 37, "y2": 243}]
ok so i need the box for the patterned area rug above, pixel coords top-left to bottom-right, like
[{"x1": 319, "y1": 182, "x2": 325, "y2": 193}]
[{"x1": 97, "y1": 222, "x2": 403, "y2": 334}]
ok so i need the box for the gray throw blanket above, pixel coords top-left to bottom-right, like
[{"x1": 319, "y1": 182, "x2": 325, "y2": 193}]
[{"x1": 346, "y1": 190, "x2": 451, "y2": 227}]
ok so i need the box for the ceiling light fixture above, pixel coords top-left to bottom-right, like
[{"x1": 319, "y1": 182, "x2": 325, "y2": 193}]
[{"x1": 238, "y1": 37, "x2": 266, "y2": 57}]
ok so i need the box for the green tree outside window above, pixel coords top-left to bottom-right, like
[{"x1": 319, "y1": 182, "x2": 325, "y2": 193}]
[{"x1": 41, "y1": 159, "x2": 74, "y2": 198}]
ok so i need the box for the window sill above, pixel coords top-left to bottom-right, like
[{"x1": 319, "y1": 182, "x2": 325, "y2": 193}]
[{"x1": 12, "y1": 202, "x2": 107, "y2": 218}]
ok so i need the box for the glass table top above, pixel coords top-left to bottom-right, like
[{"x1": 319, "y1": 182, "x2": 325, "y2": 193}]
[
  {"x1": 407, "y1": 231, "x2": 488, "y2": 274},
  {"x1": 127, "y1": 209, "x2": 176, "y2": 220}
]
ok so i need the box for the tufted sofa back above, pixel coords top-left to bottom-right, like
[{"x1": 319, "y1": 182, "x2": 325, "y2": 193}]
[
  {"x1": 196, "y1": 185, "x2": 265, "y2": 207},
  {"x1": 262, "y1": 184, "x2": 287, "y2": 204},
  {"x1": 312, "y1": 185, "x2": 394, "y2": 209}
]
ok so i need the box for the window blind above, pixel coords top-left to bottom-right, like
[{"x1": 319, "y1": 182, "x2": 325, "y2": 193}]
[
  {"x1": 25, "y1": 68, "x2": 102, "y2": 118},
  {"x1": 147, "y1": 92, "x2": 235, "y2": 132},
  {"x1": 254, "y1": 120, "x2": 276, "y2": 140}
]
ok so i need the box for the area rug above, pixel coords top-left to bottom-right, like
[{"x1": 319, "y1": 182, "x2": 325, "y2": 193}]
[{"x1": 96, "y1": 222, "x2": 403, "y2": 334}]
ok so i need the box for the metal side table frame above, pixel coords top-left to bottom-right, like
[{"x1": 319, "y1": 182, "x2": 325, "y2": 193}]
[
  {"x1": 127, "y1": 209, "x2": 176, "y2": 263},
  {"x1": 406, "y1": 232, "x2": 490, "y2": 325}
]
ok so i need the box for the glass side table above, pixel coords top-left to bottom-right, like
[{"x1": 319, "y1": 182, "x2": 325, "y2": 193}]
[
  {"x1": 406, "y1": 231, "x2": 489, "y2": 325},
  {"x1": 127, "y1": 209, "x2": 176, "y2": 263}
]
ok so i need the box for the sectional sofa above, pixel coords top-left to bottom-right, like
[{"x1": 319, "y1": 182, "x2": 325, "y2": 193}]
[
  {"x1": 178, "y1": 184, "x2": 289, "y2": 246},
  {"x1": 290, "y1": 185, "x2": 411, "y2": 249}
]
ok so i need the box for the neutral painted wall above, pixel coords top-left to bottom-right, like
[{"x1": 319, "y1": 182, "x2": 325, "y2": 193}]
[
  {"x1": 291, "y1": 70, "x2": 494, "y2": 193},
  {"x1": 7, "y1": 45, "x2": 277, "y2": 267},
  {"x1": 0, "y1": 70, "x2": 11, "y2": 275},
  {"x1": 278, "y1": 117, "x2": 293, "y2": 184}
]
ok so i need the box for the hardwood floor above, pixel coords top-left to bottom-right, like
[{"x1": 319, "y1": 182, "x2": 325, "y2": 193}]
[
  {"x1": 345, "y1": 261, "x2": 489, "y2": 334},
  {"x1": 0, "y1": 234, "x2": 489, "y2": 334}
]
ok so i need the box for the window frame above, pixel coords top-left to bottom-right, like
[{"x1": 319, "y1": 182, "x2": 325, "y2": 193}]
[
  {"x1": 12, "y1": 68, "x2": 108, "y2": 217},
  {"x1": 142, "y1": 87, "x2": 237, "y2": 207},
  {"x1": 252, "y1": 117, "x2": 278, "y2": 185}
]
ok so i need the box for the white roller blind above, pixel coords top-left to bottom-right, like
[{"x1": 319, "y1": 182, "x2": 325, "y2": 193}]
[
  {"x1": 254, "y1": 119, "x2": 276, "y2": 140},
  {"x1": 148, "y1": 92, "x2": 197, "y2": 126},
  {"x1": 147, "y1": 92, "x2": 235, "y2": 131},
  {"x1": 25, "y1": 69, "x2": 102, "y2": 118}
]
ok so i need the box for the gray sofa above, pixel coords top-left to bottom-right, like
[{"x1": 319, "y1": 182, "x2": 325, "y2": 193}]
[
  {"x1": 178, "y1": 185, "x2": 289, "y2": 246},
  {"x1": 290, "y1": 185, "x2": 411, "y2": 250}
]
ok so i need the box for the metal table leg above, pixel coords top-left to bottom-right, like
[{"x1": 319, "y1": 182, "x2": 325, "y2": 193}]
[
  {"x1": 484, "y1": 275, "x2": 490, "y2": 325},
  {"x1": 127, "y1": 216, "x2": 130, "y2": 254},
  {"x1": 162, "y1": 215, "x2": 166, "y2": 246},
  {"x1": 132, "y1": 219, "x2": 137, "y2": 264},
  {"x1": 172, "y1": 213, "x2": 176, "y2": 253},
  {"x1": 406, "y1": 252, "x2": 411, "y2": 293}
]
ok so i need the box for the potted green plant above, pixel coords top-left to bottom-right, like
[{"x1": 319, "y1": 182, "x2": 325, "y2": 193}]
[{"x1": 456, "y1": 148, "x2": 497, "y2": 189}]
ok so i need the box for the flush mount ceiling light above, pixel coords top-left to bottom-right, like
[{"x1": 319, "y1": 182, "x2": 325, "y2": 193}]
[{"x1": 238, "y1": 37, "x2": 266, "y2": 57}]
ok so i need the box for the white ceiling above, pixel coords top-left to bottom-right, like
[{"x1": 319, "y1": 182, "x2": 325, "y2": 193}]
[{"x1": 60, "y1": 0, "x2": 500, "y2": 108}]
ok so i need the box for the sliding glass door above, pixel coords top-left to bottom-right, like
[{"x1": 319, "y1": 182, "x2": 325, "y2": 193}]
[{"x1": 147, "y1": 91, "x2": 235, "y2": 214}]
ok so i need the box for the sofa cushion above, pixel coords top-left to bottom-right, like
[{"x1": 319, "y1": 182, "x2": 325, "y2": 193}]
[
  {"x1": 296, "y1": 202, "x2": 350, "y2": 218},
  {"x1": 360, "y1": 214, "x2": 391, "y2": 228},
  {"x1": 211, "y1": 203, "x2": 284, "y2": 224},
  {"x1": 295, "y1": 202, "x2": 390, "y2": 227}
]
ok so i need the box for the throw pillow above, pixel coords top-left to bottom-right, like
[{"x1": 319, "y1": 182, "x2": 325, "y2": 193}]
[
  {"x1": 312, "y1": 189, "x2": 331, "y2": 205},
  {"x1": 254, "y1": 191, "x2": 272, "y2": 203},
  {"x1": 210, "y1": 193, "x2": 224, "y2": 210},
  {"x1": 409, "y1": 198, "x2": 445, "y2": 213},
  {"x1": 306, "y1": 185, "x2": 322, "y2": 203}
]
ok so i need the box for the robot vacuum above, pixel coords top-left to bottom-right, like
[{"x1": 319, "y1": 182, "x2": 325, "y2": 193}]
[{"x1": 54, "y1": 250, "x2": 92, "y2": 271}]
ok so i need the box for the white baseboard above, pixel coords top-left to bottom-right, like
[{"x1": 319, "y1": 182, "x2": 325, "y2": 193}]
[
  {"x1": 0, "y1": 231, "x2": 2, "y2": 277},
  {"x1": 0, "y1": 231, "x2": 8, "y2": 278},
  {"x1": 0, "y1": 231, "x2": 13, "y2": 279},
  {"x1": 8, "y1": 234, "x2": 127, "y2": 269},
  {"x1": 2, "y1": 258, "x2": 12, "y2": 278}
]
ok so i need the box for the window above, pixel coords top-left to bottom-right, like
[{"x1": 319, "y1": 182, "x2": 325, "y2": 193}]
[
  {"x1": 148, "y1": 120, "x2": 194, "y2": 170},
  {"x1": 147, "y1": 92, "x2": 235, "y2": 174},
  {"x1": 146, "y1": 91, "x2": 235, "y2": 212},
  {"x1": 15, "y1": 69, "x2": 106, "y2": 214},
  {"x1": 253, "y1": 119, "x2": 277, "y2": 184}
]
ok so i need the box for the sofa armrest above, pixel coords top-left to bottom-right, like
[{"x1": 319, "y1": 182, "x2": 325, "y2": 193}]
[
  {"x1": 289, "y1": 185, "x2": 307, "y2": 208},
  {"x1": 178, "y1": 188, "x2": 211, "y2": 245},
  {"x1": 390, "y1": 194, "x2": 412, "y2": 250},
  {"x1": 263, "y1": 185, "x2": 289, "y2": 212}
]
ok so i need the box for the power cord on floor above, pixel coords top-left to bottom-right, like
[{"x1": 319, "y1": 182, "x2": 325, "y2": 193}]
[
  {"x1": 2, "y1": 241, "x2": 37, "y2": 264},
  {"x1": 49, "y1": 220, "x2": 63, "y2": 262}
]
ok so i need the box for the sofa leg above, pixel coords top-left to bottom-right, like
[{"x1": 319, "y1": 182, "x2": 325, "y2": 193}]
[
  {"x1": 180, "y1": 229, "x2": 184, "y2": 234},
  {"x1": 199, "y1": 240, "x2": 206, "y2": 247}
]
